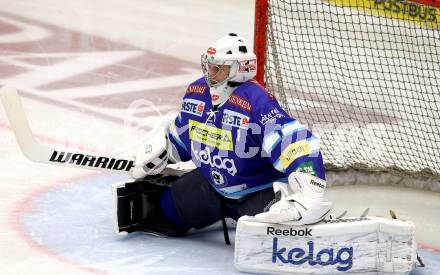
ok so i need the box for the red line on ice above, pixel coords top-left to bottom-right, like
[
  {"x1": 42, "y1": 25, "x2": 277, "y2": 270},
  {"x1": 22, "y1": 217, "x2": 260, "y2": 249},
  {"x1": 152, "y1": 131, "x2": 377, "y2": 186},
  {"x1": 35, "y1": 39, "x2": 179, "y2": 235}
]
[{"x1": 1, "y1": 122, "x2": 107, "y2": 274}]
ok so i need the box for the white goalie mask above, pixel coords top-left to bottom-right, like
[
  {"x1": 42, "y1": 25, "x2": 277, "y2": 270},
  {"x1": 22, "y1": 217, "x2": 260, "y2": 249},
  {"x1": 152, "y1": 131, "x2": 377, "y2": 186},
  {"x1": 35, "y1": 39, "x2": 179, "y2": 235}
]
[{"x1": 201, "y1": 33, "x2": 257, "y2": 105}]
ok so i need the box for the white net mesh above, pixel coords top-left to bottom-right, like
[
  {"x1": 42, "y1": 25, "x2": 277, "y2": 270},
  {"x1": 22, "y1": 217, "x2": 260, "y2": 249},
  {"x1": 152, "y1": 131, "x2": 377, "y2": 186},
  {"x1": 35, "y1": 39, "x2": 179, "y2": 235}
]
[{"x1": 262, "y1": 0, "x2": 440, "y2": 178}]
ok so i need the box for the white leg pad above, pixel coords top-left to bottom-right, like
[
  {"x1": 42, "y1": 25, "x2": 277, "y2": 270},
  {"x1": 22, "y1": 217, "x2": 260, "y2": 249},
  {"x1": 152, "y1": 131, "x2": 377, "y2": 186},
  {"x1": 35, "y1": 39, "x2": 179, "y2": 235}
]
[{"x1": 234, "y1": 216, "x2": 417, "y2": 274}]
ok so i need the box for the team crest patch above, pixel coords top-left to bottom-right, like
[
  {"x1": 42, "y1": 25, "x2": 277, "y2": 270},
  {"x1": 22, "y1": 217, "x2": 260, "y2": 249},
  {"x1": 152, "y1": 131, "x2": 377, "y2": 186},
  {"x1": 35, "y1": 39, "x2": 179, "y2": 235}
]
[
  {"x1": 210, "y1": 168, "x2": 227, "y2": 187},
  {"x1": 181, "y1": 98, "x2": 205, "y2": 117}
]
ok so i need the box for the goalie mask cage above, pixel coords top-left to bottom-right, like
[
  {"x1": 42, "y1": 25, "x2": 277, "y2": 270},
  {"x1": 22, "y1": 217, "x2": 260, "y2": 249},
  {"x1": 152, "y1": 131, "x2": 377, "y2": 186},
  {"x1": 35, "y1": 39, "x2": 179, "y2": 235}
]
[{"x1": 254, "y1": 0, "x2": 440, "y2": 184}]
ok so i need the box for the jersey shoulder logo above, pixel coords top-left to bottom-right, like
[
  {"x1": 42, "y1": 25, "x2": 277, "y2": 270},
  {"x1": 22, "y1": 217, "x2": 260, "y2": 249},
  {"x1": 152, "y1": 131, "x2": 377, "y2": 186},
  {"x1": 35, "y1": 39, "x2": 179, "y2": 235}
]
[
  {"x1": 222, "y1": 109, "x2": 250, "y2": 129},
  {"x1": 280, "y1": 140, "x2": 312, "y2": 169},
  {"x1": 260, "y1": 107, "x2": 285, "y2": 125},
  {"x1": 228, "y1": 94, "x2": 252, "y2": 112},
  {"x1": 181, "y1": 98, "x2": 205, "y2": 117}
]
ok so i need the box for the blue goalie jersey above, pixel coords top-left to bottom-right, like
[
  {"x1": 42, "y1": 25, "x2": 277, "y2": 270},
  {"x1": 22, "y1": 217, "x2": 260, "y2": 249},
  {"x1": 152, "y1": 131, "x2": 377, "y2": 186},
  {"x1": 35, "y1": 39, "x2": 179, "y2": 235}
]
[{"x1": 167, "y1": 77, "x2": 325, "y2": 199}]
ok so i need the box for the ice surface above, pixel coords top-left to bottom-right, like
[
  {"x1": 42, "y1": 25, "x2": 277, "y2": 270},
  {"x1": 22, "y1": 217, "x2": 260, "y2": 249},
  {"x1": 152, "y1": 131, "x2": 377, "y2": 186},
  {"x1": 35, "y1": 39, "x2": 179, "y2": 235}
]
[
  {"x1": 0, "y1": 0, "x2": 439, "y2": 274},
  {"x1": 20, "y1": 174, "x2": 242, "y2": 275},
  {"x1": 17, "y1": 173, "x2": 440, "y2": 274}
]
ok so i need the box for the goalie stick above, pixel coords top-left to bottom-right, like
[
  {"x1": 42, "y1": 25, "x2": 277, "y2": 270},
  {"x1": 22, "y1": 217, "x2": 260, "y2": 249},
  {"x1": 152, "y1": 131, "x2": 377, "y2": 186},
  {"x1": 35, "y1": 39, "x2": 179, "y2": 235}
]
[{"x1": 0, "y1": 86, "x2": 137, "y2": 173}]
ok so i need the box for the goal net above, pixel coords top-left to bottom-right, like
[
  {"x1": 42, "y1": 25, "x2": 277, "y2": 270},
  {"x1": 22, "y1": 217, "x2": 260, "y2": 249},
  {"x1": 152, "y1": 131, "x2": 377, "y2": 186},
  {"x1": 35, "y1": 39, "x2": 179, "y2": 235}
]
[{"x1": 254, "y1": 0, "x2": 440, "y2": 179}]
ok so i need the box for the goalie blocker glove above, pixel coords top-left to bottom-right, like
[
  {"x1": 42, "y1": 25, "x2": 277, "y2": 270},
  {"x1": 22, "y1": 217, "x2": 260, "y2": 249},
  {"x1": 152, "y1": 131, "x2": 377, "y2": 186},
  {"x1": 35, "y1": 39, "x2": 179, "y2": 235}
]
[{"x1": 112, "y1": 175, "x2": 188, "y2": 237}]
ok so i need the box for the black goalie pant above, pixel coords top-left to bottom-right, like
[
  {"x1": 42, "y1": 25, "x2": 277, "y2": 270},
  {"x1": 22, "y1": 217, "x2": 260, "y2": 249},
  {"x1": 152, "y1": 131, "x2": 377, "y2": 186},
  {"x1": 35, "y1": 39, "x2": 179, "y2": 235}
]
[{"x1": 170, "y1": 169, "x2": 276, "y2": 230}]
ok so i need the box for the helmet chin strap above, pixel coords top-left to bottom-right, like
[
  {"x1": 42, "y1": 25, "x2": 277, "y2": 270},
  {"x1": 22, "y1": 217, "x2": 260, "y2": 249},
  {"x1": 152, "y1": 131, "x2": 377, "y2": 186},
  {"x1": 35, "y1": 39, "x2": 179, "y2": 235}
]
[{"x1": 210, "y1": 82, "x2": 236, "y2": 107}]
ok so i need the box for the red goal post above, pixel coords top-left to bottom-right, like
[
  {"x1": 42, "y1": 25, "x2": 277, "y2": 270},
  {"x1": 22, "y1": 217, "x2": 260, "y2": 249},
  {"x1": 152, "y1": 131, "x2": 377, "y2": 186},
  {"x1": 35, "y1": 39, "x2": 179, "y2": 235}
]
[{"x1": 254, "y1": 0, "x2": 268, "y2": 86}]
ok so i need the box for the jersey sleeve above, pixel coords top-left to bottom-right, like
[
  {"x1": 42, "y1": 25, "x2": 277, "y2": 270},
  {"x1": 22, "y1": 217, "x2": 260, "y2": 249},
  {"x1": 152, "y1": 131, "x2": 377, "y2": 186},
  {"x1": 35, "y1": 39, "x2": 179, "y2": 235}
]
[
  {"x1": 166, "y1": 113, "x2": 192, "y2": 162},
  {"x1": 254, "y1": 99, "x2": 326, "y2": 180}
]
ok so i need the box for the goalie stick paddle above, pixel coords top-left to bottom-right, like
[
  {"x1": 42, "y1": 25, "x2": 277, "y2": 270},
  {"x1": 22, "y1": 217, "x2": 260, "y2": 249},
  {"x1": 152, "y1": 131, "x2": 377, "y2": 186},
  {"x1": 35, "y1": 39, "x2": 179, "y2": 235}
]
[{"x1": 0, "y1": 86, "x2": 135, "y2": 174}]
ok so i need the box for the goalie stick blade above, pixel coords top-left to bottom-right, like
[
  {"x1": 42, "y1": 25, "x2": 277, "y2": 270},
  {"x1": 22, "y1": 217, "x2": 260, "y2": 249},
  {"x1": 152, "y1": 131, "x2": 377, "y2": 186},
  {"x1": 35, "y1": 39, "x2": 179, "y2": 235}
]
[{"x1": 0, "y1": 86, "x2": 134, "y2": 174}]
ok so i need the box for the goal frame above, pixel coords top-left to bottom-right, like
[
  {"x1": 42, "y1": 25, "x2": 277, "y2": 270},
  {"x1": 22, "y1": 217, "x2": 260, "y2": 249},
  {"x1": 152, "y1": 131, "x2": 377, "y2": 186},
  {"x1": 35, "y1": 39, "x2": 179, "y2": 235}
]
[
  {"x1": 251, "y1": 0, "x2": 440, "y2": 190},
  {"x1": 253, "y1": 0, "x2": 268, "y2": 86}
]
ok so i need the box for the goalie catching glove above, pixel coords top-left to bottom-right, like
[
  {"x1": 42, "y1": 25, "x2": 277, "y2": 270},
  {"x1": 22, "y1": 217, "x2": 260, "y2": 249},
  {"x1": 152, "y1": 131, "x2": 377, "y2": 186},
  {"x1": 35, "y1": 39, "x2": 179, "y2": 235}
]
[{"x1": 253, "y1": 172, "x2": 332, "y2": 225}]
